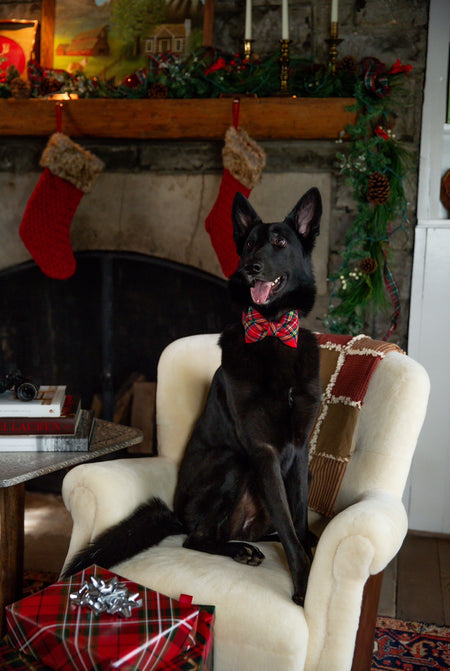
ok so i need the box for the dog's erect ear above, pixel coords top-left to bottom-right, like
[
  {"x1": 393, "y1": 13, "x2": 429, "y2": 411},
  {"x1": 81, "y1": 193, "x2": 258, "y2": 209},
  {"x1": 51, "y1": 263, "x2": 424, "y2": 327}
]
[
  {"x1": 232, "y1": 192, "x2": 261, "y2": 256},
  {"x1": 286, "y1": 187, "x2": 322, "y2": 252}
]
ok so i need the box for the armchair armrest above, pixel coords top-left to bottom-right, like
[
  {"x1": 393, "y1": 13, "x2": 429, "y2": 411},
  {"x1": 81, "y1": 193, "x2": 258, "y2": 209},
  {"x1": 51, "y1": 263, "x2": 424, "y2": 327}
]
[
  {"x1": 304, "y1": 489, "x2": 408, "y2": 671},
  {"x1": 60, "y1": 457, "x2": 178, "y2": 576}
]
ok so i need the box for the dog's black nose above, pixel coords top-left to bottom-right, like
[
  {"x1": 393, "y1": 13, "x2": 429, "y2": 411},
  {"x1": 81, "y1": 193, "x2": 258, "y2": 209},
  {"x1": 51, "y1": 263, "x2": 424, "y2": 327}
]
[{"x1": 244, "y1": 260, "x2": 263, "y2": 275}]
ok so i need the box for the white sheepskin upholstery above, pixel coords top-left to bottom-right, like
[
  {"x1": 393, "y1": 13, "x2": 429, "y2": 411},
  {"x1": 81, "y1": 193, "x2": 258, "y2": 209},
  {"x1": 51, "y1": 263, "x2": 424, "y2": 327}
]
[
  {"x1": 155, "y1": 333, "x2": 222, "y2": 465},
  {"x1": 61, "y1": 334, "x2": 429, "y2": 671}
]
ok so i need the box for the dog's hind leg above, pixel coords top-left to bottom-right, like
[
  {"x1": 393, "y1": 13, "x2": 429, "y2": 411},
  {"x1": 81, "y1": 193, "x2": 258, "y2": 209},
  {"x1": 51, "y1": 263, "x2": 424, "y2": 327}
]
[{"x1": 183, "y1": 532, "x2": 265, "y2": 566}]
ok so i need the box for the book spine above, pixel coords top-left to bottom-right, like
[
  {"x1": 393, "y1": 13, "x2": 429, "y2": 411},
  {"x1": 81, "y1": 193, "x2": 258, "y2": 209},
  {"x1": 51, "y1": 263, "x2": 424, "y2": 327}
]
[
  {"x1": 0, "y1": 411, "x2": 94, "y2": 452},
  {"x1": 0, "y1": 397, "x2": 81, "y2": 435},
  {"x1": 0, "y1": 386, "x2": 67, "y2": 417},
  {"x1": 0, "y1": 419, "x2": 74, "y2": 435}
]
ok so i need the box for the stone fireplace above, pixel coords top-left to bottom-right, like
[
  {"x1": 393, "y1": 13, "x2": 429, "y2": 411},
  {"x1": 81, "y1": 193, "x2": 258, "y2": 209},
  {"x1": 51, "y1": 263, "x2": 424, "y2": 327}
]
[
  {"x1": 0, "y1": 0, "x2": 429, "y2": 425},
  {"x1": 0, "y1": 154, "x2": 331, "y2": 415}
]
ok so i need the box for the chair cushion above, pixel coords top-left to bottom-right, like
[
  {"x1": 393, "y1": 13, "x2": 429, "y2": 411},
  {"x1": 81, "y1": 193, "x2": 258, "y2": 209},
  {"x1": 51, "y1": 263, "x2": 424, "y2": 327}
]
[{"x1": 113, "y1": 536, "x2": 309, "y2": 671}]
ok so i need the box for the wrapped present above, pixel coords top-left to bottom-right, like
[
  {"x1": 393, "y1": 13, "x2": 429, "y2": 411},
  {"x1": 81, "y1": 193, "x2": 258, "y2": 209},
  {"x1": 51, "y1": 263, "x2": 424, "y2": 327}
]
[
  {"x1": 160, "y1": 606, "x2": 215, "y2": 671},
  {"x1": 6, "y1": 565, "x2": 213, "y2": 671},
  {"x1": 0, "y1": 636, "x2": 52, "y2": 671}
]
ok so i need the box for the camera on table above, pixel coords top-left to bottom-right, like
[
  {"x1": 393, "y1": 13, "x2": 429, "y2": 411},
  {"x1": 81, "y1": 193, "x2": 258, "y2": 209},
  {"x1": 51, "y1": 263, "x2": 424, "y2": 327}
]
[{"x1": 0, "y1": 371, "x2": 40, "y2": 402}]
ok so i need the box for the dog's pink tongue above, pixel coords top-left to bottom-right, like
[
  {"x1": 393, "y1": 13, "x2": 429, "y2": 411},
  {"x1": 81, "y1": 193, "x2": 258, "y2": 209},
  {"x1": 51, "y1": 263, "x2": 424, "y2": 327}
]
[{"x1": 251, "y1": 280, "x2": 272, "y2": 304}]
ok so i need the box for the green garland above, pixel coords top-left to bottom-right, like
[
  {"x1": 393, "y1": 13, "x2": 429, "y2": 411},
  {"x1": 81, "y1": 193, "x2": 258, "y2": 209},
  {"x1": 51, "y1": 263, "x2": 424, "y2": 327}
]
[
  {"x1": 0, "y1": 48, "x2": 358, "y2": 99},
  {"x1": 322, "y1": 58, "x2": 412, "y2": 339}
]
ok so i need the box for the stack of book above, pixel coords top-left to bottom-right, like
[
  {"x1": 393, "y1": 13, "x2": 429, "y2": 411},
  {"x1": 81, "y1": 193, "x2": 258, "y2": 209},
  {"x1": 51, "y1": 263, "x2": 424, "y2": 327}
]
[{"x1": 0, "y1": 385, "x2": 95, "y2": 452}]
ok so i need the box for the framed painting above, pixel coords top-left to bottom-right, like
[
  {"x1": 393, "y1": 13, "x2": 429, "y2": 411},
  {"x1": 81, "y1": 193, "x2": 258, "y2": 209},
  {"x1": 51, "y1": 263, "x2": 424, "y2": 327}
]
[
  {"x1": 41, "y1": 0, "x2": 214, "y2": 80},
  {"x1": 0, "y1": 20, "x2": 38, "y2": 79}
]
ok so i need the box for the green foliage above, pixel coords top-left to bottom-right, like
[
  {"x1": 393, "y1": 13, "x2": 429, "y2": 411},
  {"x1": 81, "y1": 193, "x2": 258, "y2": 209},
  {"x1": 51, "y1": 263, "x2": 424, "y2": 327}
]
[
  {"x1": 323, "y1": 62, "x2": 412, "y2": 339},
  {"x1": 111, "y1": 0, "x2": 167, "y2": 57},
  {"x1": 23, "y1": 47, "x2": 362, "y2": 100}
]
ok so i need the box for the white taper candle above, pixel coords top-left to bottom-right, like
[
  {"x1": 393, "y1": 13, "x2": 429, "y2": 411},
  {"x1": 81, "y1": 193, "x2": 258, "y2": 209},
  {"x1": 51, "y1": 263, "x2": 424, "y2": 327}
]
[
  {"x1": 331, "y1": 0, "x2": 339, "y2": 23},
  {"x1": 282, "y1": 0, "x2": 289, "y2": 40},
  {"x1": 245, "y1": 0, "x2": 252, "y2": 40}
]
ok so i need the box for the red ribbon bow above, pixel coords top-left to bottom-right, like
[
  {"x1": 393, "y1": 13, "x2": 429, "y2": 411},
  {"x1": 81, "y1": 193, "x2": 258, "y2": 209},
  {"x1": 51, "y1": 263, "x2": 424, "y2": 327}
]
[{"x1": 242, "y1": 307, "x2": 299, "y2": 348}]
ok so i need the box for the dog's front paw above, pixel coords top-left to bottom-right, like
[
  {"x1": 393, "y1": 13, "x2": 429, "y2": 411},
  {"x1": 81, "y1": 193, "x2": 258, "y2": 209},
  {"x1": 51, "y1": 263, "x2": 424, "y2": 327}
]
[{"x1": 233, "y1": 542, "x2": 265, "y2": 566}]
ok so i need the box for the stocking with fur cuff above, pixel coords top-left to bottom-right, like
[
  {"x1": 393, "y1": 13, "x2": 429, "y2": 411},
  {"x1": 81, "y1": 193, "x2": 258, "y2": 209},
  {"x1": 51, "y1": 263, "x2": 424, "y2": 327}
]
[
  {"x1": 205, "y1": 123, "x2": 266, "y2": 277},
  {"x1": 20, "y1": 132, "x2": 104, "y2": 280}
]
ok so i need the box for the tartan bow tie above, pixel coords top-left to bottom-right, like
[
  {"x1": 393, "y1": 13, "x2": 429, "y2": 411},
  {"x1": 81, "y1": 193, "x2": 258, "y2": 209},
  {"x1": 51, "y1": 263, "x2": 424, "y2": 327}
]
[{"x1": 242, "y1": 307, "x2": 299, "y2": 348}]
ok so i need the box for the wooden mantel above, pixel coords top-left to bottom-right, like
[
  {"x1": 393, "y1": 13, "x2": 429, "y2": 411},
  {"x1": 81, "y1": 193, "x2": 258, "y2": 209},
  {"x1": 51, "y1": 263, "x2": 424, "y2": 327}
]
[{"x1": 0, "y1": 97, "x2": 356, "y2": 140}]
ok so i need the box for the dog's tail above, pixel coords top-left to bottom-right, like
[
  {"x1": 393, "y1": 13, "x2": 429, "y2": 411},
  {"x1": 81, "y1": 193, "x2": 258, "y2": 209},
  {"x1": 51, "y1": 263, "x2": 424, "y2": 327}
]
[{"x1": 61, "y1": 497, "x2": 184, "y2": 578}]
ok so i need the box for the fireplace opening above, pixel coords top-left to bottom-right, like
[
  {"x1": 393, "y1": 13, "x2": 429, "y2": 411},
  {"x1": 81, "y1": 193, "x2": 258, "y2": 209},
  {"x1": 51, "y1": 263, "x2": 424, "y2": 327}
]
[{"x1": 0, "y1": 251, "x2": 235, "y2": 422}]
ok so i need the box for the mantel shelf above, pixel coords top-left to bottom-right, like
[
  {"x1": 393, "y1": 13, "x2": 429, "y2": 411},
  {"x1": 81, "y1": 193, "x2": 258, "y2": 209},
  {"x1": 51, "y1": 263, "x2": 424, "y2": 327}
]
[{"x1": 0, "y1": 97, "x2": 356, "y2": 140}]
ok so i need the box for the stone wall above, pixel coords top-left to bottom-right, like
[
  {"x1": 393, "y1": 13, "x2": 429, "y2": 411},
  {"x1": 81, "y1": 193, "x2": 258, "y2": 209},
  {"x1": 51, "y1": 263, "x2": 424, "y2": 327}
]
[{"x1": 0, "y1": 0, "x2": 430, "y2": 347}]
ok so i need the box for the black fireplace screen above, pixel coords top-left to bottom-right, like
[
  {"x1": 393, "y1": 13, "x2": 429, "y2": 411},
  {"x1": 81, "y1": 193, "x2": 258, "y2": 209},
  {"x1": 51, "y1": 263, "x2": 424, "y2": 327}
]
[{"x1": 0, "y1": 252, "x2": 235, "y2": 420}]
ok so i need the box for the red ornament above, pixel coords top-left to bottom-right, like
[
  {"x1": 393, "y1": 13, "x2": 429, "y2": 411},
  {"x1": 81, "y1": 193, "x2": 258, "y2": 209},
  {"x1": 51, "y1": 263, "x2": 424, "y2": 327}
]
[
  {"x1": 205, "y1": 57, "x2": 226, "y2": 75},
  {"x1": 121, "y1": 73, "x2": 141, "y2": 88},
  {"x1": 388, "y1": 58, "x2": 412, "y2": 75},
  {"x1": 374, "y1": 125, "x2": 389, "y2": 140}
]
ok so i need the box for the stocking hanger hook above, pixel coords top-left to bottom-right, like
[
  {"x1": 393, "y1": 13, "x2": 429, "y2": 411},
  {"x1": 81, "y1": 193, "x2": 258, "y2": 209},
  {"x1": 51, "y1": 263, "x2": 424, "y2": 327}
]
[
  {"x1": 55, "y1": 102, "x2": 63, "y2": 133},
  {"x1": 232, "y1": 97, "x2": 240, "y2": 129}
]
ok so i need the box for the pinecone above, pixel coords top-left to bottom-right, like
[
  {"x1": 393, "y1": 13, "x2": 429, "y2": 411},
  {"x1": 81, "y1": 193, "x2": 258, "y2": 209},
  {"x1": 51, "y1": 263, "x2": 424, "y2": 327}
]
[
  {"x1": 358, "y1": 257, "x2": 378, "y2": 275},
  {"x1": 337, "y1": 55, "x2": 357, "y2": 73},
  {"x1": 39, "y1": 77, "x2": 63, "y2": 96},
  {"x1": 367, "y1": 171, "x2": 391, "y2": 205},
  {"x1": 9, "y1": 77, "x2": 31, "y2": 99},
  {"x1": 148, "y1": 83, "x2": 168, "y2": 99}
]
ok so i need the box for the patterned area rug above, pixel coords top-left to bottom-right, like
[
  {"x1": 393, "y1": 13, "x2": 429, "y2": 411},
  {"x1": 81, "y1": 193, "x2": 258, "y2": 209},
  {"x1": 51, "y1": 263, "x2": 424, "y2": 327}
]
[
  {"x1": 1, "y1": 574, "x2": 449, "y2": 670},
  {"x1": 22, "y1": 570, "x2": 59, "y2": 597},
  {"x1": 372, "y1": 616, "x2": 450, "y2": 670}
]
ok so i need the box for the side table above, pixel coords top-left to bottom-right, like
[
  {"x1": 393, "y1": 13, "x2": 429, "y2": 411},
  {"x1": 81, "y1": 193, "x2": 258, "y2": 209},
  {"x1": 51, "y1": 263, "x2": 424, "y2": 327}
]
[{"x1": 0, "y1": 419, "x2": 143, "y2": 636}]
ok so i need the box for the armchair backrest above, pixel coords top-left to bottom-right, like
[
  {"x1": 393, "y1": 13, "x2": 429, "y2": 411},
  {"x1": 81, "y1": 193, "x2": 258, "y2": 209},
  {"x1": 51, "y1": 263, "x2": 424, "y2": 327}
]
[
  {"x1": 156, "y1": 334, "x2": 430, "y2": 512},
  {"x1": 156, "y1": 334, "x2": 221, "y2": 465},
  {"x1": 334, "y1": 349, "x2": 429, "y2": 512}
]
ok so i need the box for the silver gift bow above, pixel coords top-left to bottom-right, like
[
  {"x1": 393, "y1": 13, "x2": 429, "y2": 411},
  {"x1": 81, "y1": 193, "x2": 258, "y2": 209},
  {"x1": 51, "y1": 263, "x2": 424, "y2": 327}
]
[{"x1": 70, "y1": 575, "x2": 142, "y2": 618}]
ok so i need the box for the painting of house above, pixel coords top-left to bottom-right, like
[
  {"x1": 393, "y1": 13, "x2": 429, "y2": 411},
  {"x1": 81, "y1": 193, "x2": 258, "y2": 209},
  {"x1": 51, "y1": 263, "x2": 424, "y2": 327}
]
[
  {"x1": 52, "y1": 0, "x2": 206, "y2": 80},
  {"x1": 145, "y1": 19, "x2": 191, "y2": 56},
  {"x1": 56, "y1": 26, "x2": 110, "y2": 57}
]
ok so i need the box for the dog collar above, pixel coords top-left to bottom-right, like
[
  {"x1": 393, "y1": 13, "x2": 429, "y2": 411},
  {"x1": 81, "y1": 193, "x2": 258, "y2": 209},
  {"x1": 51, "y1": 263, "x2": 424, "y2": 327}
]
[{"x1": 242, "y1": 307, "x2": 299, "y2": 348}]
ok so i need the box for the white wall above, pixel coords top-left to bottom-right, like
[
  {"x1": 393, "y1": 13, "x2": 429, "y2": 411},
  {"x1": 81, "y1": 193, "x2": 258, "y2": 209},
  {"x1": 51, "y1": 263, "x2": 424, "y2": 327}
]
[{"x1": 407, "y1": 0, "x2": 450, "y2": 534}]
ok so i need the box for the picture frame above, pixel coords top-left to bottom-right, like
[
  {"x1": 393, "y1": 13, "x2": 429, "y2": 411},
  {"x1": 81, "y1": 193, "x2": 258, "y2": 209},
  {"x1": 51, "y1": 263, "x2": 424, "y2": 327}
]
[
  {"x1": 0, "y1": 20, "x2": 38, "y2": 79},
  {"x1": 40, "y1": 0, "x2": 215, "y2": 79}
]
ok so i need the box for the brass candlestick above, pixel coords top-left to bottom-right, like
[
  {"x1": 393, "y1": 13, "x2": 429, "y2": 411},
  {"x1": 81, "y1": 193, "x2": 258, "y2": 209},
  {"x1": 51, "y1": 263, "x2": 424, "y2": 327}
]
[
  {"x1": 326, "y1": 21, "x2": 343, "y2": 75},
  {"x1": 243, "y1": 39, "x2": 254, "y2": 60},
  {"x1": 279, "y1": 38, "x2": 291, "y2": 93}
]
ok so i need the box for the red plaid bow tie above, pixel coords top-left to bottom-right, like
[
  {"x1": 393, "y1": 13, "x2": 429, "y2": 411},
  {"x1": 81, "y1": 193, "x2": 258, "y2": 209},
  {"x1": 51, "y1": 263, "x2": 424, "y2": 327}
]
[{"x1": 242, "y1": 307, "x2": 299, "y2": 348}]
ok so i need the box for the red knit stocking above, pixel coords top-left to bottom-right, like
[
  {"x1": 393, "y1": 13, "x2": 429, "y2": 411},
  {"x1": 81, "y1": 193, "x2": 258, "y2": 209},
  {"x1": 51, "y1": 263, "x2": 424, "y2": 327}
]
[
  {"x1": 19, "y1": 132, "x2": 103, "y2": 280},
  {"x1": 20, "y1": 169, "x2": 83, "y2": 279},
  {"x1": 205, "y1": 170, "x2": 251, "y2": 278}
]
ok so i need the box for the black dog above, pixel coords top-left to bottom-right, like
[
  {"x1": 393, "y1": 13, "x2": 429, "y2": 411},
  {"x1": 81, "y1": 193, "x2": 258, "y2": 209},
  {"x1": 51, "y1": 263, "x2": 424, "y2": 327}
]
[{"x1": 63, "y1": 187, "x2": 322, "y2": 606}]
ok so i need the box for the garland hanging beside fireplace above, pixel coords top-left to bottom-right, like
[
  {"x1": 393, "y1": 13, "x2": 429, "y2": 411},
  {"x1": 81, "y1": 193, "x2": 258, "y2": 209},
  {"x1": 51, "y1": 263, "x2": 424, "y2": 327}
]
[{"x1": 323, "y1": 58, "x2": 412, "y2": 340}]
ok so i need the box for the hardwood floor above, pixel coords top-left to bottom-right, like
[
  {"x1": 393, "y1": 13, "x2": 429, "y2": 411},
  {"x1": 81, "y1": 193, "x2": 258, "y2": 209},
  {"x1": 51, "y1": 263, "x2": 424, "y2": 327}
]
[
  {"x1": 24, "y1": 492, "x2": 450, "y2": 626},
  {"x1": 379, "y1": 532, "x2": 450, "y2": 626}
]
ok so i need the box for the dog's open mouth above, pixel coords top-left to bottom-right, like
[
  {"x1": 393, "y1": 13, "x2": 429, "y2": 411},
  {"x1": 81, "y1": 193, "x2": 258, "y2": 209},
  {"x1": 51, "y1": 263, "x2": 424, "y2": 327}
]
[{"x1": 250, "y1": 275, "x2": 286, "y2": 304}]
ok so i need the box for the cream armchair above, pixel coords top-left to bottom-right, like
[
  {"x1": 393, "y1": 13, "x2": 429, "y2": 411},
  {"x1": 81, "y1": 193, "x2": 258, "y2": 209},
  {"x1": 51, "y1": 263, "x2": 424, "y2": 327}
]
[{"x1": 61, "y1": 334, "x2": 430, "y2": 671}]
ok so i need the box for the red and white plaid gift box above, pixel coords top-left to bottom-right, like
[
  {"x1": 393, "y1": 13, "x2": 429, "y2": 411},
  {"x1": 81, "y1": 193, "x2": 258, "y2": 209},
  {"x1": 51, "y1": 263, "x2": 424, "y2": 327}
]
[
  {"x1": 158, "y1": 606, "x2": 214, "y2": 671},
  {"x1": 6, "y1": 566, "x2": 209, "y2": 671}
]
